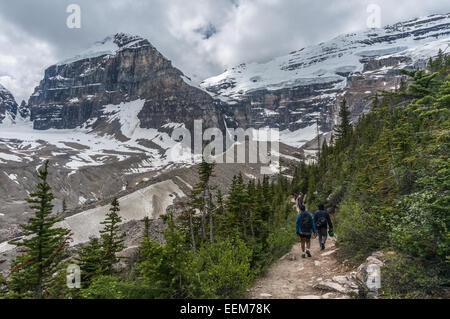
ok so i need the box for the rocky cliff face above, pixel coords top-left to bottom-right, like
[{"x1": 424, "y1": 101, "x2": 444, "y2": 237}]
[
  {"x1": 201, "y1": 13, "x2": 450, "y2": 147},
  {"x1": 28, "y1": 33, "x2": 224, "y2": 134},
  {"x1": 0, "y1": 84, "x2": 18, "y2": 124}
]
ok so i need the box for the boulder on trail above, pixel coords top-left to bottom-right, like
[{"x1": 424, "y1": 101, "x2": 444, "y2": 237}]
[
  {"x1": 314, "y1": 272, "x2": 359, "y2": 295},
  {"x1": 356, "y1": 251, "x2": 385, "y2": 298},
  {"x1": 314, "y1": 251, "x2": 386, "y2": 298}
]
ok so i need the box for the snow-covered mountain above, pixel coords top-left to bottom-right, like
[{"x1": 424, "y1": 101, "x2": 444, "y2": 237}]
[
  {"x1": 1, "y1": 33, "x2": 229, "y2": 180},
  {"x1": 201, "y1": 13, "x2": 450, "y2": 147},
  {"x1": 0, "y1": 84, "x2": 18, "y2": 125},
  {"x1": 0, "y1": 33, "x2": 227, "y2": 237},
  {"x1": 28, "y1": 33, "x2": 224, "y2": 132}
]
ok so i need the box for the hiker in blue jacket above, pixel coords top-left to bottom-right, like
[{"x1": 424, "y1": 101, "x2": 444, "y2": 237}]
[
  {"x1": 296, "y1": 205, "x2": 317, "y2": 258},
  {"x1": 313, "y1": 204, "x2": 333, "y2": 250}
]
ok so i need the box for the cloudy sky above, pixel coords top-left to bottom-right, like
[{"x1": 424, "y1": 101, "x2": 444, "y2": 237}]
[{"x1": 0, "y1": 0, "x2": 449, "y2": 102}]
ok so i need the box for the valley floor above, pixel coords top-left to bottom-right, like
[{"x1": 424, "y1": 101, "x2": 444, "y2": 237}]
[{"x1": 247, "y1": 237, "x2": 353, "y2": 299}]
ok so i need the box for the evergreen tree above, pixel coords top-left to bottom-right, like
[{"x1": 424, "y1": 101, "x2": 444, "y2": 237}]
[
  {"x1": 7, "y1": 161, "x2": 71, "y2": 299},
  {"x1": 199, "y1": 158, "x2": 215, "y2": 242},
  {"x1": 188, "y1": 157, "x2": 216, "y2": 244},
  {"x1": 224, "y1": 173, "x2": 249, "y2": 238},
  {"x1": 75, "y1": 237, "x2": 104, "y2": 288},
  {"x1": 61, "y1": 198, "x2": 67, "y2": 215},
  {"x1": 334, "y1": 99, "x2": 352, "y2": 141},
  {"x1": 216, "y1": 189, "x2": 225, "y2": 216},
  {"x1": 99, "y1": 198, "x2": 125, "y2": 275},
  {"x1": 400, "y1": 69, "x2": 438, "y2": 98},
  {"x1": 135, "y1": 212, "x2": 193, "y2": 298},
  {"x1": 143, "y1": 216, "x2": 150, "y2": 240},
  {"x1": 246, "y1": 179, "x2": 257, "y2": 239}
]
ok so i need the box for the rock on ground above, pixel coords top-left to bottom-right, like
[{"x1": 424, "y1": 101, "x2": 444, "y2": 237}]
[{"x1": 314, "y1": 251, "x2": 386, "y2": 298}]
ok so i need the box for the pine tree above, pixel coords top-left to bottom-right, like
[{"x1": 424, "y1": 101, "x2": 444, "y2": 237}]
[
  {"x1": 212, "y1": 189, "x2": 226, "y2": 238},
  {"x1": 400, "y1": 69, "x2": 438, "y2": 98},
  {"x1": 334, "y1": 99, "x2": 352, "y2": 141},
  {"x1": 248, "y1": 178, "x2": 272, "y2": 250},
  {"x1": 188, "y1": 157, "x2": 216, "y2": 244},
  {"x1": 143, "y1": 216, "x2": 150, "y2": 240},
  {"x1": 398, "y1": 77, "x2": 408, "y2": 94},
  {"x1": 136, "y1": 212, "x2": 193, "y2": 298},
  {"x1": 247, "y1": 179, "x2": 257, "y2": 239},
  {"x1": 75, "y1": 237, "x2": 104, "y2": 288},
  {"x1": 225, "y1": 173, "x2": 249, "y2": 238},
  {"x1": 216, "y1": 189, "x2": 225, "y2": 216},
  {"x1": 7, "y1": 160, "x2": 71, "y2": 299},
  {"x1": 61, "y1": 198, "x2": 67, "y2": 215},
  {"x1": 199, "y1": 158, "x2": 215, "y2": 242},
  {"x1": 99, "y1": 198, "x2": 125, "y2": 275}
]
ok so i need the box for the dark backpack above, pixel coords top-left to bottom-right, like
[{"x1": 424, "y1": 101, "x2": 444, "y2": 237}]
[
  {"x1": 299, "y1": 213, "x2": 312, "y2": 232},
  {"x1": 316, "y1": 216, "x2": 327, "y2": 228}
]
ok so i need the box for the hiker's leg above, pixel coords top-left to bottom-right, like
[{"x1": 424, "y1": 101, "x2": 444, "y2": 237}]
[
  {"x1": 322, "y1": 228, "x2": 328, "y2": 244},
  {"x1": 318, "y1": 229, "x2": 323, "y2": 244},
  {"x1": 319, "y1": 227, "x2": 327, "y2": 244},
  {"x1": 305, "y1": 237, "x2": 312, "y2": 257},
  {"x1": 300, "y1": 238, "x2": 306, "y2": 252}
]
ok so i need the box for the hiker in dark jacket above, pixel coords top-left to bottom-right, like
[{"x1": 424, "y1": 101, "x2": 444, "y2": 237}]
[
  {"x1": 295, "y1": 192, "x2": 306, "y2": 207},
  {"x1": 293, "y1": 192, "x2": 306, "y2": 213},
  {"x1": 296, "y1": 205, "x2": 317, "y2": 258},
  {"x1": 313, "y1": 204, "x2": 333, "y2": 250}
]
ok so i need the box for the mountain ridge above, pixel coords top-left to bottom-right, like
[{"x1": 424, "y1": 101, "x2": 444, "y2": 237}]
[{"x1": 200, "y1": 12, "x2": 450, "y2": 148}]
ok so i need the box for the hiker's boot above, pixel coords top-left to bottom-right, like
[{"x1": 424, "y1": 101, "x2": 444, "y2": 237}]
[
  {"x1": 301, "y1": 253, "x2": 306, "y2": 259},
  {"x1": 306, "y1": 250, "x2": 312, "y2": 258},
  {"x1": 320, "y1": 243, "x2": 325, "y2": 250}
]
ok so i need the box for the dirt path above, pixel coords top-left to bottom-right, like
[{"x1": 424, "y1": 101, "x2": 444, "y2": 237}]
[{"x1": 247, "y1": 236, "x2": 353, "y2": 299}]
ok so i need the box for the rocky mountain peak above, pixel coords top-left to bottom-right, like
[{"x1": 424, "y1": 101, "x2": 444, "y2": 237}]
[
  {"x1": 56, "y1": 32, "x2": 154, "y2": 67},
  {"x1": 112, "y1": 32, "x2": 150, "y2": 48},
  {"x1": 27, "y1": 33, "x2": 224, "y2": 134},
  {"x1": 0, "y1": 83, "x2": 18, "y2": 124}
]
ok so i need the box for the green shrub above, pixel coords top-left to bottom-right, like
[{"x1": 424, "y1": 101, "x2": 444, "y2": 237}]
[
  {"x1": 81, "y1": 276, "x2": 157, "y2": 299},
  {"x1": 266, "y1": 226, "x2": 297, "y2": 265},
  {"x1": 335, "y1": 201, "x2": 389, "y2": 264},
  {"x1": 390, "y1": 191, "x2": 450, "y2": 262},
  {"x1": 381, "y1": 253, "x2": 449, "y2": 298},
  {"x1": 187, "y1": 237, "x2": 253, "y2": 299}
]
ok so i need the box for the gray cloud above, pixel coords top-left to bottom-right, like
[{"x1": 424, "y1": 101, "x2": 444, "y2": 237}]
[{"x1": 0, "y1": 0, "x2": 448, "y2": 102}]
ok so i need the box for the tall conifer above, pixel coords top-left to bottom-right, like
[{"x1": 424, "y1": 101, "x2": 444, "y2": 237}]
[{"x1": 8, "y1": 161, "x2": 71, "y2": 299}]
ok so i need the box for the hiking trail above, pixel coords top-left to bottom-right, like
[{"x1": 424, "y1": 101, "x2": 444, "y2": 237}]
[{"x1": 247, "y1": 236, "x2": 354, "y2": 299}]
